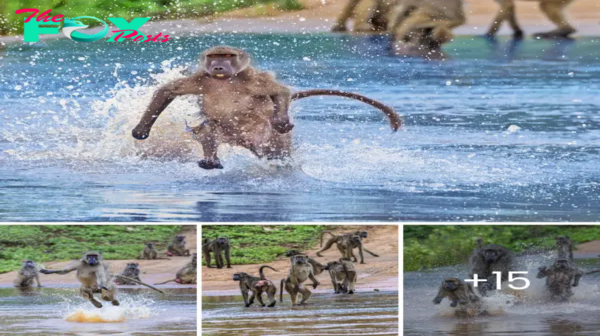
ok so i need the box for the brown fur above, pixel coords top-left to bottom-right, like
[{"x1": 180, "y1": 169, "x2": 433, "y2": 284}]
[
  {"x1": 280, "y1": 255, "x2": 319, "y2": 306},
  {"x1": 233, "y1": 266, "x2": 279, "y2": 307}
]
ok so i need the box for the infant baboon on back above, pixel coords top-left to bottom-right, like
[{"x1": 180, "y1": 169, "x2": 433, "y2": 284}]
[{"x1": 132, "y1": 46, "x2": 401, "y2": 169}]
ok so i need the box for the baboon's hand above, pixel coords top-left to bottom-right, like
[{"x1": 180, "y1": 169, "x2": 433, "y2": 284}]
[
  {"x1": 433, "y1": 297, "x2": 442, "y2": 304},
  {"x1": 450, "y1": 300, "x2": 458, "y2": 307},
  {"x1": 101, "y1": 286, "x2": 110, "y2": 291},
  {"x1": 538, "y1": 266, "x2": 547, "y2": 271},
  {"x1": 513, "y1": 30, "x2": 524, "y2": 40},
  {"x1": 271, "y1": 117, "x2": 294, "y2": 134},
  {"x1": 39, "y1": 269, "x2": 52, "y2": 274},
  {"x1": 132, "y1": 125, "x2": 151, "y2": 140},
  {"x1": 312, "y1": 282, "x2": 319, "y2": 289}
]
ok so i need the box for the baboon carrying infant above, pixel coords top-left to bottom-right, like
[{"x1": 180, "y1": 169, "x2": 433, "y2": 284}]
[{"x1": 132, "y1": 46, "x2": 401, "y2": 169}]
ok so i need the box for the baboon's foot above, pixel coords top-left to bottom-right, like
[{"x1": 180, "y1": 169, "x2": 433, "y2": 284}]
[
  {"x1": 316, "y1": 252, "x2": 323, "y2": 257},
  {"x1": 245, "y1": 303, "x2": 252, "y2": 307},
  {"x1": 348, "y1": 290, "x2": 354, "y2": 294},
  {"x1": 331, "y1": 24, "x2": 347, "y2": 32},
  {"x1": 268, "y1": 301, "x2": 276, "y2": 307},
  {"x1": 90, "y1": 300, "x2": 103, "y2": 308},
  {"x1": 111, "y1": 299, "x2": 120, "y2": 306},
  {"x1": 360, "y1": 261, "x2": 365, "y2": 264},
  {"x1": 513, "y1": 30, "x2": 524, "y2": 39},
  {"x1": 534, "y1": 28, "x2": 576, "y2": 39},
  {"x1": 227, "y1": 265, "x2": 232, "y2": 269},
  {"x1": 198, "y1": 159, "x2": 223, "y2": 170}
]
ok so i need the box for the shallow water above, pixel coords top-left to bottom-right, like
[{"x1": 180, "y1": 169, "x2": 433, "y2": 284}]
[
  {"x1": 202, "y1": 291, "x2": 398, "y2": 335},
  {"x1": 404, "y1": 255, "x2": 600, "y2": 335},
  {"x1": 0, "y1": 287, "x2": 196, "y2": 335},
  {"x1": 1, "y1": 34, "x2": 599, "y2": 221}
]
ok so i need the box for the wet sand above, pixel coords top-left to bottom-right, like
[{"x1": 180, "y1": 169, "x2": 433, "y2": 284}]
[
  {"x1": 202, "y1": 225, "x2": 398, "y2": 295},
  {"x1": 0, "y1": 227, "x2": 197, "y2": 288},
  {"x1": 1, "y1": 0, "x2": 598, "y2": 44}
]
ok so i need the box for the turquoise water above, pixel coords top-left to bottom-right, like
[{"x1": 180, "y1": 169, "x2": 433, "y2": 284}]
[{"x1": 1, "y1": 35, "x2": 599, "y2": 221}]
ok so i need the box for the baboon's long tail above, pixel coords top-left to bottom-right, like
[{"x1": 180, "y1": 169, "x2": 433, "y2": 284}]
[
  {"x1": 259, "y1": 266, "x2": 279, "y2": 280},
  {"x1": 154, "y1": 278, "x2": 177, "y2": 285},
  {"x1": 291, "y1": 89, "x2": 402, "y2": 131},
  {"x1": 114, "y1": 275, "x2": 166, "y2": 294},
  {"x1": 280, "y1": 279, "x2": 284, "y2": 303},
  {"x1": 320, "y1": 231, "x2": 335, "y2": 247}
]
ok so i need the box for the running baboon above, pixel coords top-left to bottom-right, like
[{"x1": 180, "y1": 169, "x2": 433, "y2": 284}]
[
  {"x1": 390, "y1": 0, "x2": 466, "y2": 58},
  {"x1": 132, "y1": 46, "x2": 401, "y2": 169},
  {"x1": 537, "y1": 258, "x2": 583, "y2": 302},
  {"x1": 168, "y1": 235, "x2": 190, "y2": 257},
  {"x1": 556, "y1": 236, "x2": 573, "y2": 261},
  {"x1": 486, "y1": 0, "x2": 577, "y2": 39},
  {"x1": 203, "y1": 237, "x2": 231, "y2": 269},
  {"x1": 14, "y1": 260, "x2": 42, "y2": 288},
  {"x1": 115, "y1": 263, "x2": 142, "y2": 285},
  {"x1": 155, "y1": 253, "x2": 197, "y2": 285},
  {"x1": 233, "y1": 266, "x2": 279, "y2": 307},
  {"x1": 40, "y1": 251, "x2": 119, "y2": 308},
  {"x1": 320, "y1": 230, "x2": 368, "y2": 247},
  {"x1": 316, "y1": 231, "x2": 378, "y2": 264},
  {"x1": 332, "y1": 0, "x2": 395, "y2": 32},
  {"x1": 324, "y1": 258, "x2": 358, "y2": 294},
  {"x1": 280, "y1": 255, "x2": 319, "y2": 306},
  {"x1": 433, "y1": 278, "x2": 484, "y2": 316},
  {"x1": 469, "y1": 239, "x2": 515, "y2": 295},
  {"x1": 284, "y1": 250, "x2": 326, "y2": 275}
]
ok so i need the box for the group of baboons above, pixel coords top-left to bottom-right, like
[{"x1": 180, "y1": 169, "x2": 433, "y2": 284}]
[
  {"x1": 13, "y1": 235, "x2": 196, "y2": 309},
  {"x1": 333, "y1": 0, "x2": 579, "y2": 57},
  {"x1": 203, "y1": 230, "x2": 380, "y2": 307},
  {"x1": 433, "y1": 236, "x2": 594, "y2": 317}
]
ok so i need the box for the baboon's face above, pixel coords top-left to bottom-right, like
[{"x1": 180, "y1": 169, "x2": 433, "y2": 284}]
[
  {"x1": 202, "y1": 46, "x2": 250, "y2": 80},
  {"x1": 293, "y1": 255, "x2": 309, "y2": 265},
  {"x1": 23, "y1": 260, "x2": 35, "y2": 268},
  {"x1": 443, "y1": 279, "x2": 459, "y2": 291},
  {"x1": 350, "y1": 235, "x2": 361, "y2": 244},
  {"x1": 177, "y1": 236, "x2": 185, "y2": 242},
  {"x1": 556, "y1": 236, "x2": 571, "y2": 246},
  {"x1": 147, "y1": 243, "x2": 154, "y2": 248},
  {"x1": 126, "y1": 263, "x2": 139, "y2": 270},
  {"x1": 555, "y1": 259, "x2": 569, "y2": 269},
  {"x1": 216, "y1": 237, "x2": 228, "y2": 246},
  {"x1": 483, "y1": 249, "x2": 499, "y2": 263},
  {"x1": 357, "y1": 231, "x2": 368, "y2": 239},
  {"x1": 84, "y1": 253, "x2": 100, "y2": 266},
  {"x1": 233, "y1": 272, "x2": 247, "y2": 281}
]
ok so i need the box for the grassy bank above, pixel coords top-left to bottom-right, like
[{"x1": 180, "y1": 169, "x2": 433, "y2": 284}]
[
  {"x1": 1, "y1": 0, "x2": 303, "y2": 35},
  {"x1": 0, "y1": 225, "x2": 182, "y2": 273},
  {"x1": 404, "y1": 225, "x2": 600, "y2": 272},
  {"x1": 202, "y1": 225, "x2": 325, "y2": 265}
]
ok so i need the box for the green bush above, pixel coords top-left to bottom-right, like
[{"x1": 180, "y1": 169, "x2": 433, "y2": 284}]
[
  {"x1": 404, "y1": 225, "x2": 600, "y2": 272},
  {"x1": 0, "y1": 225, "x2": 183, "y2": 273}
]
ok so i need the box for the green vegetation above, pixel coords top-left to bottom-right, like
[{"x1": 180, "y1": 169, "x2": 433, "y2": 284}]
[
  {"x1": 202, "y1": 225, "x2": 326, "y2": 265},
  {"x1": 1, "y1": 0, "x2": 303, "y2": 35},
  {"x1": 0, "y1": 225, "x2": 182, "y2": 273},
  {"x1": 405, "y1": 225, "x2": 600, "y2": 272}
]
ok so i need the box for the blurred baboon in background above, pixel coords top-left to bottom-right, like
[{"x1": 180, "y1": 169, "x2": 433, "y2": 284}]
[
  {"x1": 469, "y1": 239, "x2": 515, "y2": 295},
  {"x1": 168, "y1": 236, "x2": 190, "y2": 257},
  {"x1": 155, "y1": 253, "x2": 197, "y2": 285},
  {"x1": 116, "y1": 263, "x2": 142, "y2": 285},
  {"x1": 486, "y1": 0, "x2": 577, "y2": 39},
  {"x1": 14, "y1": 260, "x2": 42, "y2": 288},
  {"x1": 537, "y1": 258, "x2": 583, "y2": 302},
  {"x1": 332, "y1": 0, "x2": 396, "y2": 32}
]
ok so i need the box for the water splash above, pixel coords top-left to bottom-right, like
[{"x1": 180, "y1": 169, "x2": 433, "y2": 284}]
[{"x1": 62, "y1": 294, "x2": 156, "y2": 323}]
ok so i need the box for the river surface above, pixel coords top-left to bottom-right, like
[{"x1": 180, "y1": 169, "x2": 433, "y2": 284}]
[
  {"x1": 0, "y1": 287, "x2": 196, "y2": 335},
  {"x1": 202, "y1": 291, "x2": 398, "y2": 335},
  {"x1": 1, "y1": 34, "x2": 599, "y2": 221},
  {"x1": 404, "y1": 255, "x2": 600, "y2": 335}
]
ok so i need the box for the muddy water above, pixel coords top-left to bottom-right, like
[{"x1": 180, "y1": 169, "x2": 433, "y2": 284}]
[
  {"x1": 202, "y1": 291, "x2": 398, "y2": 336},
  {"x1": 0, "y1": 287, "x2": 196, "y2": 335},
  {"x1": 404, "y1": 256, "x2": 600, "y2": 335}
]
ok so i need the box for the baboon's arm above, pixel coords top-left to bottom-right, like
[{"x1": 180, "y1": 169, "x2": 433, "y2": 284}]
[
  {"x1": 573, "y1": 269, "x2": 583, "y2": 287},
  {"x1": 487, "y1": 0, "x2": 516, "y2": 36},
  {"x1": 432, "y1": 288, "x2": 445, "y2": 304},
  {"x1": 40, "y1": 264, "x2": 79, "y2": 275},
  {"x1": 357, "y1": 245, "x2": 365, "y2": 264},
  {"x1": 35, "y1": 274, "x2": 41, "y2": 287},
  {"x1": 309, "y1": 272, "x2": 319, "y2": 289},
  {"x1": 132, "y1": 74, "x2": 207, "y2": 140},
  {"x1": 536, "y1": 267, "x2": 549, "y2": 279},
  {"x1": 225, "y1": 245, "x2": 231, "y2": 268}
]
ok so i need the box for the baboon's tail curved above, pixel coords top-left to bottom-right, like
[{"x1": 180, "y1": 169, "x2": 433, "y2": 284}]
[
  {"x1": 280, "y1": 279, "x2": 284, "y2": 302},
  {"x1": 154, "y1": 278, "x2": 176, "y2": 285},
  {"x1": 291, "y1": 89, "x2": 402, "y2": 131},
  {"x1": 259, "y1": 266, "x2": 279, "y2": 280},
  {"x1": 320, "y1": 231, "x2": 335, "y2": 247}
]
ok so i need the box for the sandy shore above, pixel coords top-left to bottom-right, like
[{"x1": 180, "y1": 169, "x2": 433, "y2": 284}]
[
  {"x1": 1, "y1": 0, "x2": 598, "y2": 44},
  {"x1": 0, "y1": 226, "x2": 197, "y2": 288},
  {"x1": 202, "y1": 225, "x2": 398, "y2": 296}
]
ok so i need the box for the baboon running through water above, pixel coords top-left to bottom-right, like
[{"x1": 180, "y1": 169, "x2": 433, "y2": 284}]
[
  {"x1": 469, "y1": 238, "x2": 516, "y2": 296},
  {"x1": 433, "y1": 278, "x2": 485, "y2": 317},
  {"x1": 132, "y1": 46, "x2": 402, "y2": 169},
  {"x1": 233, "y1": 265, "x2": 279, "y2": 307},
  {"x1": 537, "y1": 258, "x2": 583, "y2": 302}
]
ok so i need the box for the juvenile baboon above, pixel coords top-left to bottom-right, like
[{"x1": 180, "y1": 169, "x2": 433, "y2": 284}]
[
  {"x1": 168, "y1": 235, "x2": 190, "y2": 257},
  {"x1": 115, "y1": 263, "x2": 142, "y2": 285},
  {"x1": 40, "y1": 251, "x2": 119, "y2": 308},
  {"x1": 155, "y1": 253, "x2": 197, "y2": 285},
  {"x1": 469, "y1": 239, "x2": 516, "y2": 295},
  {"x1": 324, "y1": 258, "x2": 358, "y2": 294},
  {"x1": 317, "y1": 231, "x2": 378, "y2": 264},
  {"x1": 433, "y1": 278, "x2": 484, "y2": 316},
  {"x1": 556, "y1": 236, "x2": 573, "y2": 261},
  {"x1": 390, "y1": 0, "x2": 465, "y2": 58},
  {"x1": 233, "y1": 265, "x2": 279, "y2": 307},
  {"x1": 284, "y1": 250, "x2": 326, "y2": 275},
  {"x1": 280, "y1": 255, "x2": 319, "y2": 306},
  {"x1": 486, "y1": 0, "x2": 577, "y2": 39},
  {"x1": 14, "y1": 260, "x2": 42, "y2": 288},
  {"x1": 132, "y1": 46, "x2": 401, "y2": 169},
  {"x1": 537, "y1": 258, "x2": 583, "y2": 302},
  {"x1": 202, "y1": 237, "x2": 231, "y2": 269}
]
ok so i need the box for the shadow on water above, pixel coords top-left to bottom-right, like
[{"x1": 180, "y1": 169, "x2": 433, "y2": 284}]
[
  {"x1": 0, "y1": 287, "x2": 196, "y2": 335},
  {"x1": 202, "y1": 291, "x2": 398, "y2": 336},
  {"x1": 404, "y1": 255, "x2": 600, "y2": 336},
  {"x1": 1, "y1": 34, "x2": 599, "y2": 221}
]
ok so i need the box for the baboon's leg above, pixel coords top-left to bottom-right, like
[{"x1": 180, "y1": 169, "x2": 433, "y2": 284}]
[
  {"x1": 363, "y1": 247, "x2": 379, "y2": 257},
  {"x1": 298, "y1": 286, "x2": 312, "y2": 304},
  {"x1": 267, "y1": 287, "x2": 277, "y2": 307},
  {"x1": 394, "y1": 10, "x2": 433, "y2": 42},
  {"x1": 216, "y1": 250, "x2": 224, "y2": 269},
  {"x1": 256, "y1": 292, "x2": 266, "y2": 307},
  {"x1": 330, "y1": 274, "x2": 338, "y2": 293},
  {"x1": 316, "y1": 238, "x2": 337, "y2": 257},
  {"x1": 506, "y1": 9, "x2": 524, "y2": 38},
  {"x1": 193, "y1": 122, "x2": 224, "y2": 170},
  {"x1": 248, "y1": 291, "x2": 256, "y2": 307},
  {"x1": 536, "y1": 0, "x2": 576, "y2": 37},
  {"x1": 332, "y1": 0, "x2": 362, "y2": 32},
  {"x1": 241, "y1": 289, "x2": 250, "y2": 306},
  {"x1": 347, "y1": 271, "x2": 357, "y2": 294},
  {"x1": 285, "y1": 282, "x2": 298, "y2": 305},
  {"x1": 35, "y1": 275, "x2": 41, "y2": 287},
  {"x1": 204, "y1": 251, "x2": 213, "y2": 268},
  {"x1": 101, "y1": 286, "x2": 120, "y2": 306},
  {"x1": 81, "y1": 287, "x2": 102, "y2": 308},
  {"x1": 486, "y1": 0, "x2": 516, "y2": 37},
  {"x1": 358, "y1": 245, "x2": 365, "y2": 264},
  {"x1": 225, "y1": 245, "x2": 232, "y2": 268}
]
